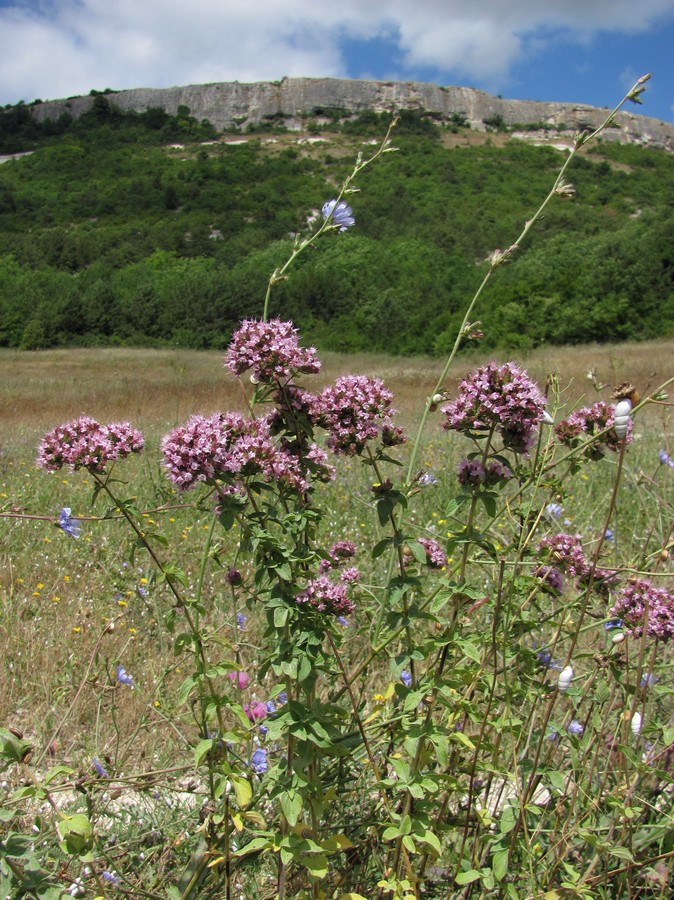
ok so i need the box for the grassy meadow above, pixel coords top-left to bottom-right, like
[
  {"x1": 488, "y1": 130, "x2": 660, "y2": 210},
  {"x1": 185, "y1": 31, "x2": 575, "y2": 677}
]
[{"x1": 1, "y1": 338, "x2": 673, "y2": 897}]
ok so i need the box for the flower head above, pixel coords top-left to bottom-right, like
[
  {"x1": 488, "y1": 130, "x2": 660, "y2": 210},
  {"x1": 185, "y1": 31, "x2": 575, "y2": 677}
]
[
  {"x1": 226, "y1": 319, "x2": 320, "y2": 383},
  {"x1": 442, "y1": 362, "x2": 546, "y2": 454},
  {"x1": 611, "y1": 577, "x2": 674, "y2": 643},
  {"x1": 295, "y1": 574, "x2": 355, "y2": 617},
  {"x1": 116, "y1": 665, "x2": 134, "y2": 687},
  {"x1": 311, "y1": 375, "x2": 405, "y2": 456},
  {"x1": 244, "y1": 701, "x2": 267, "y2": 723},
  {"x1": 92, "y1": 757, "x2": 109, "y2": 778},
  {"x1": 58, "y1": 507, "x2": 81, "y2": 539},
  {"x1": 37, "y1": 417, "x2": 144, "y2": 473},
  {"x1": 567, "y1": 720, "x2": 584, "y2": 736},
  {"x1": 555, "y1": 401, "x2": 632, "y2": 460},
  {"x1": 400, "y1": 670, "x2": 413, "y2": 687},
  {"x1": 228, "y1": 670, "x2": 250, "y2": 689},
  {"x1": 659, "y1": 449, "x2": 674, "y2": 468},
  {"x1": 322, "y1": 199, "x2": 355, "y2": 231},
  {"x1": 250, "y1": 746, "x2": 269, "y2": 774}
]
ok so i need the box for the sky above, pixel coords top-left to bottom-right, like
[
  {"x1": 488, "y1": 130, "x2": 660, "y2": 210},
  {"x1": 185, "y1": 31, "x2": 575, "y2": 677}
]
[{"x1": 1, "y1": 0, "x2": 674, "y2": 124}]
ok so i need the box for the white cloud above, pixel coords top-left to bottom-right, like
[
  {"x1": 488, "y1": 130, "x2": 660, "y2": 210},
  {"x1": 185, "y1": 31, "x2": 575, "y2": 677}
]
[{"x1": 0, "y1": 0, "x2": 673, "y2": 104}]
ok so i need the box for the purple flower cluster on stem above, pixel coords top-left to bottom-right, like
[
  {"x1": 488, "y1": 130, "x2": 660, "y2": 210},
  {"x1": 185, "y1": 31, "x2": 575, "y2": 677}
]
[
  {"x1": 225, "y1": 319, "x2": 320, "y2": 384},
  {"x1": 442, "y1": 362, "x2": 546, "y2": 453},
  {"x1": 37, "y1": 417, "x2": 144, "y2": 473},
  {"x1": 295, "y1": 575, "x2": 356, "y2": 617},
  {"x1": 555, "y1": 401, "x2": 632, "y2": 460},
  {"x1": 611, "y1": 577, "x2": 674, "y2": 642},
  {"x1": 311, "y1": 375, "x2": 406, "y2": 456}
]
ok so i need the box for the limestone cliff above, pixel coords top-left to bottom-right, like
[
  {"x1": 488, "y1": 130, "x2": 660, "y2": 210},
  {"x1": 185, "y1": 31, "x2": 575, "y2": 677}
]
[{"x1": 26, "y1": 77, "x2": 674, "y2": 151}]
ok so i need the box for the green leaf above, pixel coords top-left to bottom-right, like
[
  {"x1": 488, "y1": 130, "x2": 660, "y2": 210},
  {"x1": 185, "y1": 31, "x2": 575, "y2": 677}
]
[
  {"x1": 303, "y1": 853, "x2": 329, "y2": 879},
  {"x1": 455, "y1": 869, "x2": 481, "y2": 885},
  {"x1": 230, "y1": 775, "x2": 252, "y2": 807},
  {"x1": 372, "y1": 537, "x2": 393, "y2": 559},
  {"x1": 274, "y1": 605, "x2": 289, "y2": 628},
  {"x1": 57, "y1": 814, "x2": 93, "y2": 855},
  {"x1": 492, "y1": 848, "x2": 509, "y2": 881},
  {"x1": 279, "y1": 790, "x2": 302, "y2": 827},
  {"x1": 194, "y1": 738, "x2": 214, "y2": 767}
]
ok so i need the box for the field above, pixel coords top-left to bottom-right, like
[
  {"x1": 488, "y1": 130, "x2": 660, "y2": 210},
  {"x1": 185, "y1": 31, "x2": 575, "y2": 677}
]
[{"x1": 1, "y1": 339, "x2": 673, "y2": 897}]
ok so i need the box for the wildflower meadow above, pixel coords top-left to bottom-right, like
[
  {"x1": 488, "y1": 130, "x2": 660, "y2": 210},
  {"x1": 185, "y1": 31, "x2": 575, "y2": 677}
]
[{"x1": 2, "y1": 74, "x2": 674, "y2": 899}]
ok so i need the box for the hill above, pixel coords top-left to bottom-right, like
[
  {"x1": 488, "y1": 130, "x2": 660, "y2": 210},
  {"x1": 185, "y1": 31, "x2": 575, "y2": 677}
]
[{"x1": 0, "y1": 90, "x2": 673, "y2": 354}]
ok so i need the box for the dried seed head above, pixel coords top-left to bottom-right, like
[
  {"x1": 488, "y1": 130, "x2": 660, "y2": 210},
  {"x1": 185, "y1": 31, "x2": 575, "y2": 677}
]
[{"x1": 612, "y1": 382, "x2": 639, "y2": 404}]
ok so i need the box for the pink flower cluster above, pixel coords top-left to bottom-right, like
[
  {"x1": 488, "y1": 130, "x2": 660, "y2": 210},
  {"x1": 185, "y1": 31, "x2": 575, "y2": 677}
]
[
  {"x1": 311, "y1": 375, "x2": 406, "y2": 456},
  {"x1": 555, "y1": 401, "x2": 632, "y2": 460},
  {"x1": 226, "y1": 319, "x2": 321, "y2": 383},
  {"x1": 537, "y1": 533, "x2": 588, "y2": 579},
  {"x1": 162, "y1": 411, "x2": 328, "y2": 493},
  {"x1": 37, "y1": 416, "x2": 144, "y2": 473},
  {"x1": 457, "y1": 457, "x2": 513, "y2": 487},
  {"x1": 417, "y1": 537, "x2": 448, "y2": 569},
  {"x1": 319, "y1": 540, "x2": 357, "y2": 573},
  {"x1": 295, "y1": 575, "x2": 356, "y2": 617},
  {"x1": 611, "y1": 577, "x2": 674, "y2": 642},
  {"x1": 442, "y1": 362, "x2": 546, "y2": 453}
]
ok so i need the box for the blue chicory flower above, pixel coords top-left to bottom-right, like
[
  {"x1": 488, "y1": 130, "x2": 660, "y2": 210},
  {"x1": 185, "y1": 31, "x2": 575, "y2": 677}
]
[
  {"x1": 58, "y1": 507, "x2": 81, "y2": 539},
  {"x1": 116, "y1": 665, "x2": 134, "y2": 687},
  {"x1": 322, "y1": 199, "x2": 355, "y2": 231},
  {"x1": 659, "y1": 449, "x2": 674, "y2": 467},
  {"x1": 92, "y1": 757, "x2": 109, "y2": 777},
  {"x1": 250, "y1": 747, "x2": 268, "y2": 774}
]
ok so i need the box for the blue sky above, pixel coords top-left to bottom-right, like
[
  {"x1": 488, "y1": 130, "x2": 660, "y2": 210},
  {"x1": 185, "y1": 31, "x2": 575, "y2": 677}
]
[{"x1": 1, "y1": 0, "x2": 673, "y2": 124}]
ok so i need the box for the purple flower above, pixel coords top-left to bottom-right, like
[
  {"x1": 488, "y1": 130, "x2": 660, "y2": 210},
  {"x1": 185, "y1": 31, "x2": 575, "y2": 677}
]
[
  {"x1": 546, "y1": 502, "x2": 563, "y2": 519},
  {"x1": 228, "y1": 670, "x2": 250, "y2": 689},
  {"x1": 417, "y1": 471, "x2": 438, "y2": 487},
  {"x1": 567, "y1": 720, "x2": 584, "y2": 736},
  {"x1": 236, "y1": 611, "x2": 247, "y2": 628},
  {"x1": 244, "y1": 701, "x2": 267, "y2": 723},
  {"x1": 400, "y1": 671, "x2": 413, "y2": 687},
  {"x1": 295, "y1": 575, "x2": 355, "y2": 617},
  {"x1": 442, "y1": 362, "x2": 546, "y2": 454},
  {"x1": 37, "y1": 417, "x2": 144, "y2": 473},
  {"x1": 659, "y1": 449, "x2": 674, "y2": 468},
  {"x1": 534, "y1": 565, "x2": 564, "y2": 593},
  {"x1": 276, "y1": 691, "x2": 288, "y2": 705},
  {"x1": 417, "y1": 538, "x2": 447, "y2": 569},
  {"x1": 641, "y1": 672, "x2": 658, "y2": 688},
  {"x1": 537, "y1": 533, "x2": 589, "y2": 580},
  {"x1": 116, "y1": 665, "x2": 134, "y2": 687},
  {"x1": 604, "y1": 618, "x2": 623, "y2": 631},
  {"x1": 311, "y1": 375, "x2": 405, "y2": 456},
  {"x1": 226, "y1": 319, "x2": 320, "y2": 383},
  {"x1": 611, "y1": 577, "x2": 674, "y2": 643},
  {"x1": 102, "y1": 871, "x2": 121, "y2": 885},
  {"x1": 250, "y1": 747, "x2": 268, "y2": 774},
  {"x1": 92, "y1": 757, "x2": 108, "y2": 777},
  {"x1": 58, "y1": 507, "x2": 81, "y2": 539},
  {"x1": 227, "y1": 568, "x2": 243, "y2": 587},
  {"x1": 322, "y1": 199, "x2": 355, "y2": 231},
  {"x1": 555, "y1": 401, "x2": 632, "y2": 460},
  {"x1": 536, "y1": 649, "x2": 561, "y2": 670}
]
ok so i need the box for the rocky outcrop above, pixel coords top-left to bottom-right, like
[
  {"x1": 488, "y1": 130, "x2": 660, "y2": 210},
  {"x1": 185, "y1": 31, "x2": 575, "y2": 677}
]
[{"x1": 26, "y1": 77, "x2": 674, "y2": 151}]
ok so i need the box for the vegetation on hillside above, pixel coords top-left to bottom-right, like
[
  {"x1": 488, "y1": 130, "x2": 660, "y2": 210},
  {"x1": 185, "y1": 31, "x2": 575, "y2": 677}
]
[{"x1": 0, "y1": 98, "x2": 673, "y2": 353}]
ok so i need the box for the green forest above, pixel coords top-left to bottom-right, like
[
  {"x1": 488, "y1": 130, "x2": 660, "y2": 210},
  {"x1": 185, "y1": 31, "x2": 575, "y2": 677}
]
[{"x1": 0, "y1": 96, "x2": 673, "y2": 354}]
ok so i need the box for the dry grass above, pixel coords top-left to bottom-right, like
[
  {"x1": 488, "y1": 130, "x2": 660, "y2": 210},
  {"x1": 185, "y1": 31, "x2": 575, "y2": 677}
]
[{"x1": 1, "y1": 338, "x2": 671, "y2": 438}]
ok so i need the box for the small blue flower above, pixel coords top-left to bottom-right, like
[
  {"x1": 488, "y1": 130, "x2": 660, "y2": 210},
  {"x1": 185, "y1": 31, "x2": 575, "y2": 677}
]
[
  {"x1": 250, "y1": 747, "x2": 268, "y2": 774},
  {"x1": 567, "y1": 720, "x2": 584, "y2": 736},
  {"x1": 604, "y1": 618, "x2": 623, "y2": 631},
  {"x1": 322, "y1": 199, "x2": 355, "y2": 231},
  {"x1": 265, "y1": 700, "x2": 277, "y2": 714},
  {"x1": 102, "y1": 871, "x2": 121, "y2": 885},
  {"x1": 418, "y1": 472, "x2": 438, "y2": 487},
  {"x1": 276, "y1": 691, "x2": 288, "y2": 705},
  {"x1": 400, "y1": 670, "x2": 413, "y2": 687},
  {"x1": 92, "y1": 757, "x2": 108, "y2": 777},
  {"x1": 641, "y1": 672, "x2": 658, "y2": 688},
  {"x1": 58, "y1": 507, "x2": 81, "y2": 539},
  {"x1": 536, "y1": 649, "x2": 561, "y2": 670},
  {"x1": 336, "y1": 616, "x2": 349, "y2": 627},
  {"x1": 659, "y1": 449, "x2": 674, "y2": 467},
  {"x1": 116, "y1": 665, "x2": 134, "y2": 687},
  {"x1": 546, "y1": 502, "x2": 563, "y2": 519},
  {"x1": 605, "y1": 529, "x2": 614, "y2": 542},
  {"x1": 236, "y1": 612, "x2": 247, "y2": 629}
]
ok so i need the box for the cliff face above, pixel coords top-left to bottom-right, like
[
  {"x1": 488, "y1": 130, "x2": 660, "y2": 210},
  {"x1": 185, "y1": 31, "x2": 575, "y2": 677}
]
[{"x1": 27, "y1": 77, "x2": 674, "y2": 151}]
